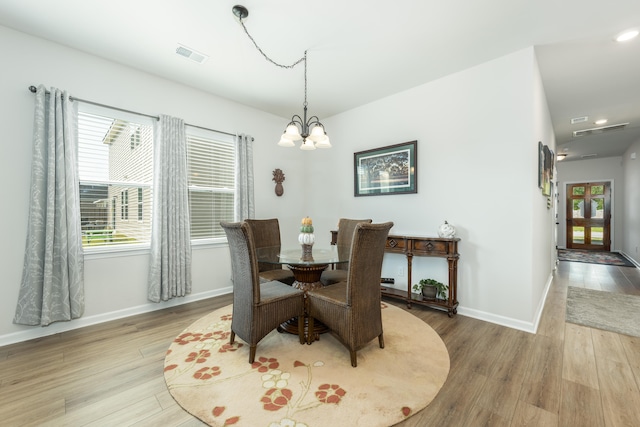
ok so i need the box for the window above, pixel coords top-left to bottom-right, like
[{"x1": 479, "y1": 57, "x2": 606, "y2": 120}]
[
  {"x1": 186, "y1": 127, "x2": 236, "y2": 241},
  {"x1": 78, "y1": 105, "x2": 153, "y2": 248},
  {"x1": 137, "y1": 187, "x2": 143, "y2": 221},
  {"x1": 121, "y1": 190, "x2": 129, "y2": 220},
  {"x1": 77, "y1": 104, "x2": 236, "y2": 249}
]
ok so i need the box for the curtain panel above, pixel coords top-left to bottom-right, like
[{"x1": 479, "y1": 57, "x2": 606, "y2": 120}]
[
  {"x1": 148, "y1": 114, "x2": 192, "y2": 302},
  {"x1": 14, "y1": 85, "x2": 85, "y2": 326},
  {"x1": 235, "y1": 133, "x2": 255, "y2": 221}
]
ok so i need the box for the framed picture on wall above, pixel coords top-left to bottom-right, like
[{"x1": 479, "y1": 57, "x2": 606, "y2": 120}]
[
  {"x1": 538, "y1": 141, "x2": 544, "y2": 189},
  {"x1": 542, "y1": 144, "x2": 552, "y2": 196},
  {"x1": 354, "y1": 141, "x2": 417, "y2": 197}
]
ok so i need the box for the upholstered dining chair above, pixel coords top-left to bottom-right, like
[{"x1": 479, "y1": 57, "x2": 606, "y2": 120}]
[
  {"x1": 320, "y1": 218, "x2": 372, "y2": 286},
  {"x1": 221, "y1": 221, "x2": 305, "y2": 363},
  {"x1": 307, "y1": 221, "x2": 393, "y2": 367},
  {"x1": 245, "y1": 218, "x2": 296, "y2": 286}
]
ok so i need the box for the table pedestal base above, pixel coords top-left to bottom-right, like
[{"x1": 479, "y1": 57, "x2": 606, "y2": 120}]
[
  {"x1": 279, "y1": 263, "x2": 330, "y2": 343},
  {"x1": 279, "y1": 316, "x2": 329, "y2": 343}
]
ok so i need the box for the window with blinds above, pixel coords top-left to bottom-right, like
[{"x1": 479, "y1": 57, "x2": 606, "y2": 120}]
[
  {"x1": 77, "y1": 103, "x2": 236, "y2": 249},
  {"x1": 78, "y1": 106, "x2": 153, "y2": 248},
  {"x1": 186, "y1": 128, "x2": 236, "y2": 241}
]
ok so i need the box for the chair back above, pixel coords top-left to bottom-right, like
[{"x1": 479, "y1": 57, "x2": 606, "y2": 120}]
[
  {"x1": 245, "y1": 218, "x2": 282, "y2": 272},
  {"x1": 346, "y1": 222, "x2": 393, "y2": 309},
  {"x1": 220, "y1": 222, "x2": 261, "y2": 306},
  {"x1": 336, "y1": 218, "x2": 372, "y2": 270}
]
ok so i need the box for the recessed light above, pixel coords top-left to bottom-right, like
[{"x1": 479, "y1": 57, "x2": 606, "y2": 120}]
[
  {"x1": 594, "y1": 119, "x2": 608, "y2": 125},
  {"x1": 616, "y1": 30, "x2": 639, "y2": 42}
]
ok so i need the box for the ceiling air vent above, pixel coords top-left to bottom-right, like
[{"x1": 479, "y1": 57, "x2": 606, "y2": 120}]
[
  {"x1": 573, "y1": 122, "x2": 629, "y2": 137},
  {"x1": 570, "y1": 116, "x2": 588, "y2": 124},
  {"x1": 175, "y1": 44, "x2": 209, "y2": 64}
]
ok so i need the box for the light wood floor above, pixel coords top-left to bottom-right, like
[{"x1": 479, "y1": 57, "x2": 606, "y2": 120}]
[{"x1": 2, "y1": 261, "x2": 640, "y2": 426}]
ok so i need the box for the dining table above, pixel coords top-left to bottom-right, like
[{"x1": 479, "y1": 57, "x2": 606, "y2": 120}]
[
  {"x1": 255, "y1": 245, "x2": 351, "y2": 291},
  {"x1": 255, "y1": 244, "x2": 351, "y2": 342}
]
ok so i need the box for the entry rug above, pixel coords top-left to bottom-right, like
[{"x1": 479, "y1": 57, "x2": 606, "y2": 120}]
[
  {"x1": 558, "y1": 249, "x2": 635, "y2": 267},
  {"x1": 164, "y1": 303, "x2": 450, "y2": 427},
  {"x1": 566, "y1": 286, "x2": 640, "y2": 338}
]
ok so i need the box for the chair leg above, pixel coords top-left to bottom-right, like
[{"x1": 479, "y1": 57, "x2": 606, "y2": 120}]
[
  {"x1": 298, "y1": 316, "x2": 305, "y2": 344},
  {"x1": 230, "y1": 330, "x2": 235, "y2": 345},
  {"x1": 249, "y1": 345, "x2": 257, "y2": 364},
  {"x1": 307, "y1": 316, "x2": 314, "y2": 345},
  {"x1": 378, "y1": 333, "x2": 384, "y2": 349},
  {"x1": 350, "y1": 350, "x2": 357, "y2": 368}
]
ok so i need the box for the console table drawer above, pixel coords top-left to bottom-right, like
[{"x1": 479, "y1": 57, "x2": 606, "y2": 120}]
[
  {"x1": 412, "y1": 239, "x2": 451, "y2": 256},
  {"x1": 385, "y1": 235, "x2": 408, "y2": 253}
]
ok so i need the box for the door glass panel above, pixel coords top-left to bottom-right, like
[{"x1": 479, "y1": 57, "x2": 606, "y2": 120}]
[
  {"x1": 592, "y1": 199, "x2": 604, "y2": 218},
  {"x1": 591, "y1": 227, "x2": 603, "y2": 245},
  {"x1": 572, "y1": 186, "x2": 585, "y2": 196},
  {"x1": 572, "y1": 226, "x2": 584, "y2": 244},
  {"x1": 591, "y1": 185, "x2": 604, "y2": 195},
  {"x1": 572, "y1": 199, "x2": 585, "y2": 218}
]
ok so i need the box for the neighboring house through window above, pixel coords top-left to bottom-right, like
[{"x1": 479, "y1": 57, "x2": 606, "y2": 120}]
[{"x1": 77, "y1": 104, "x2": 236, "y2": 249}]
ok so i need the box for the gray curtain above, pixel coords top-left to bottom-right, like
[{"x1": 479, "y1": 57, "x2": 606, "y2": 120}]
[
  {"x1": 148, "y1": 114, "x2": 192, "y2": 302},
  {"x1": 14, "y1": 85, "x2": 85, "y2": 326},
  {"x1": 235, "y1": 133, "x2": 254, "y2": 220}
]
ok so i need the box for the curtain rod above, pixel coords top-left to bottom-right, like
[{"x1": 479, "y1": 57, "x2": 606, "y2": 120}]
[{"x1": 28, "y1": 85, "x2": 238, "y2": 138}]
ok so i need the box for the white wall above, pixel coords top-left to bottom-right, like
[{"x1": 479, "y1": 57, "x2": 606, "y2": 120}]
[
  {"x1": 0, "y1": 25, "x2": 557, "y2": 344},
  {"x1": 307, "y1": 47, "x2": 556, "y2": 331},
  {"x1": 0, "y1": 25, "x2": 306, "y2": 345},
  {"x1": 622, "y1": 140, "x2": 640, "y2": 264},
  {"x1": 556, "y1": 157, "x2": 625, "y2": 251}
]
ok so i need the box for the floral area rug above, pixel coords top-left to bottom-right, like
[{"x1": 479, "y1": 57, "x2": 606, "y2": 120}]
[
  {"x1": 164, "y1": 303, "x2": 449, "y2": 427},
  {"x1": 557, "y1": 249, "x2": 635, "y2": 267}
]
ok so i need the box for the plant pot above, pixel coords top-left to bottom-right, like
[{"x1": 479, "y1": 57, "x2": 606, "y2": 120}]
[{"x1": 421, "y1": 286, "x2": 438, "y2": 299}]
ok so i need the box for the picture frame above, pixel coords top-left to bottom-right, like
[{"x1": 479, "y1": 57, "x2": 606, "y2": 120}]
[
  {"x1": 538, "y1": 141, "x2": 544, "y2": 189},
  {"x1": 354, "y1": 140, "x2": 417, "y2": 197},
  {"x1": 542, "y1": 144, "x2": 552, "y2": 197}
]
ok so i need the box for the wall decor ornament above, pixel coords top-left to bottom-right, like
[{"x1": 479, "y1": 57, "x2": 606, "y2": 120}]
[
  {"x1": 272, "y1": 168, "x2": 285, "y2": 196},
  {"x1": 354, "y1": 141, "x2": 417, "y2": 197},
  {"x1": 437, "y1": 220, "x2": 456, "y2": 238}
]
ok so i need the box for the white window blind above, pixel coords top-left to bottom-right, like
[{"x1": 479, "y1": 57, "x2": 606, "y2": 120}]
[
  {"x1": 78, "y1": 106, "x2": 153, "y2": 248},
  {"x1": 186, "y1": 128, "x2": 236, "y2": 241}
]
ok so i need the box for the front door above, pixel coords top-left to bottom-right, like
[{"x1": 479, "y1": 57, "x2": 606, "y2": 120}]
[{"x1": 566, "y1": 182, "x2": 611, "y2": 251}]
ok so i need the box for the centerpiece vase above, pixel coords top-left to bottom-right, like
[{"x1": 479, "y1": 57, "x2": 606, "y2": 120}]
[
  {"x1": 299, "y1": 216, "x2": 315, "y2": 261},
  {"x1": 299, "y1": 233, "x2": 315, "y2": 261}
]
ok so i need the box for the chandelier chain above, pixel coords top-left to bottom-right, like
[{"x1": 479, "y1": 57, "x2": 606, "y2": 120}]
[
  {"x1": 237, "y1": 17, "x2": 308, "y2": 106},
  {"x1": 238, "y1": 18, "x2": 306, "y2": 69}
]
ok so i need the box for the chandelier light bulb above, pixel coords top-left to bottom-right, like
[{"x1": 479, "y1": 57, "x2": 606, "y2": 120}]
[
  {"x1": 300, "y1": 139, "x2": 316, "y2": 150},
  {"x1": 285, "y1": 124, "x2": 302, "y2": 141},
  {"x1": 308, "y1": 125, "x2": 326, "y2": 142},
  {"x1": 278, "y1": 135, "x2": 295, "y2": 147},
  {"x1": 315, "y1": 135, "x2": 331, "y2": 148}
]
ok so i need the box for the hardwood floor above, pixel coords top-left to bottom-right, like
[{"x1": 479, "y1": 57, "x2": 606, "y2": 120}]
[{"x1": 1, "y1": 261, "x2": 640, "y2": 426}]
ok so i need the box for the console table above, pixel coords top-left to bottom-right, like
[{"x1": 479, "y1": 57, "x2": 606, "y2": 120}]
[{"x1": 331, "y1": 231, "x2": 460, "y2": 317}]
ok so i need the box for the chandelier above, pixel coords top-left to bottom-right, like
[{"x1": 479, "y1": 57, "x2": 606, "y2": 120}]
[{"x1": 232, "y1": 5, "x2": 331, "y2": 150}]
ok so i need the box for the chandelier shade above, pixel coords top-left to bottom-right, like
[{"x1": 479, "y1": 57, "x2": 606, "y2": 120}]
[{"x1": 232, "y1": 5, "x2": 331, "y2": 150}]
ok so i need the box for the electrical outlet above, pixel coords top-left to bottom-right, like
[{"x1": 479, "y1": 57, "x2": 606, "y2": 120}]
[{"x1": 398, "y1": 267, "x2": 404, "y2": 276}]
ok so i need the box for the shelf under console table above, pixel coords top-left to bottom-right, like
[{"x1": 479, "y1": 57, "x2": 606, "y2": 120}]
[{"x1": 331, "y1": 231, "x2": 460, "y2": 317}]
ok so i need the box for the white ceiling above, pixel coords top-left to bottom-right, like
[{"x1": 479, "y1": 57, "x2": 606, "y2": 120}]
[{"x1": 2, "y1": 0, "x2": 639, "y2": 162}]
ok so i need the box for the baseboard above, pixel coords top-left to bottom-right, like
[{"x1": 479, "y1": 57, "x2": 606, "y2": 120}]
[
  {"x1": 620, "y1": 251, "x2": 640, "y2": 268},
  {"x1": 456, "y1": 272, "x2": 553, "y2": 334},
  {"x1": 0, "y1": 286, "x2": 233, "y2": 348}
]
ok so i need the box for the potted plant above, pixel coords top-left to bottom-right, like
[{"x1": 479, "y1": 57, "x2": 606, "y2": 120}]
[{"x1": 412, "y1": 279, "x2": 448, "y2": 300}]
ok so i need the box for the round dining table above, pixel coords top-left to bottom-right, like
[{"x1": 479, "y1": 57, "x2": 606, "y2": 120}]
[
  {"x1": 255, "y1": 245, "x2": 350, "y2": 291},
  {"x1": 255, "y1": 244, "x2": 351, "y2": 342}
]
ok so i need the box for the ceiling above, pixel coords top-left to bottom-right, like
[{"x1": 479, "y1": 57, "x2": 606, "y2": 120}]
[{"x1": 2, "y1": 0, "x2": 639, "y2": 162}]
